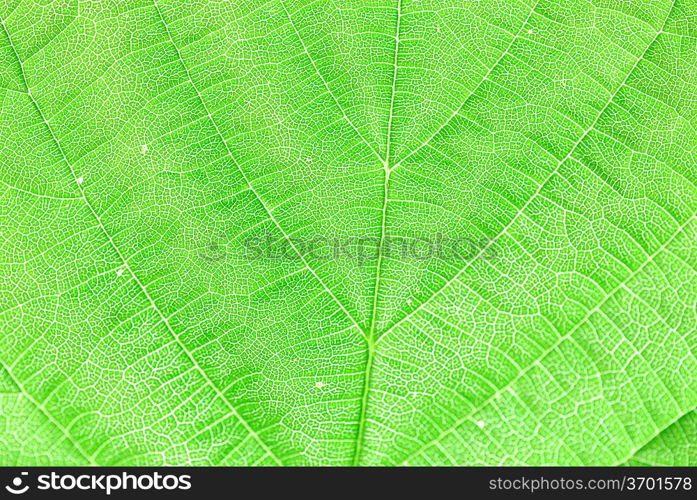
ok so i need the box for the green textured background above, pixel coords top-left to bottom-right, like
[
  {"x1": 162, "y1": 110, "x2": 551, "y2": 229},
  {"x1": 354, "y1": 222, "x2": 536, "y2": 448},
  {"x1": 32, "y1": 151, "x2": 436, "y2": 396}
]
[{"x1": 0, "y1": 0, "x2": 695, "y2": 466}]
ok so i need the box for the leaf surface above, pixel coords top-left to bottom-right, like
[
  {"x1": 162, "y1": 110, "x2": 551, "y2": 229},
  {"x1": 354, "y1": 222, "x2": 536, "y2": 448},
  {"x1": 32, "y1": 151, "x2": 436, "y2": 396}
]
[{"x1": 0, "y1": 0, "x2": 695, "y2": 465}]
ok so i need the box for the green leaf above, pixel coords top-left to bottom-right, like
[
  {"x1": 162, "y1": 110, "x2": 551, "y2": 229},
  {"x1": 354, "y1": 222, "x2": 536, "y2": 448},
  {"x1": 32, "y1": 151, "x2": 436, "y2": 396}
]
[
  {"x1": 624, "y1": 411, "x2": 697, "y2": 466},
  {"x1": 0, "y1": 0, "x2": 695, "y2": 466}
]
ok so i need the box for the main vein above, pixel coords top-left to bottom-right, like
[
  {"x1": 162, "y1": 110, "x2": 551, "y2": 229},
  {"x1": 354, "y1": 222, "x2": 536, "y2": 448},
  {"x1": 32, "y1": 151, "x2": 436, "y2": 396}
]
[{"x1": 352, "y1": 0, "x2": 402, "y2": 466}]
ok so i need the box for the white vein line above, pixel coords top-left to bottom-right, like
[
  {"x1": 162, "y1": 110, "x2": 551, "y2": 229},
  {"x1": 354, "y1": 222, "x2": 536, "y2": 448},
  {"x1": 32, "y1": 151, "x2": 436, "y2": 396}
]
[
  {"x1": 352, "y1": 0, "x2": 402, "y2": 465},
  {"x1": 281, "y1": 0, "x2": 385, "y2": 164},
  {"x1": 151, "y1": 1, "x2": 365, "y2": 339},
  {"x1": 0, "y1": 179, "x2": 81, "y2": 200},
  {"x1": 3, "y1": 13, "x2": 284, "y2": 466},
  {"x1": 391, "y1": 0, "x2": 541, "y2": 169},
  {"x1": 400, "y1": 212, "x2": 694, "y2": 465},
  {"x1": 617, "y1": 410, "x2": 696, "y2": 465},
  {"x1": 384, "y1": 0, "x2": 402, "y2": 168},
  {"x1": 378, "y1": 1, "x2": 675, "y2": 342}
]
